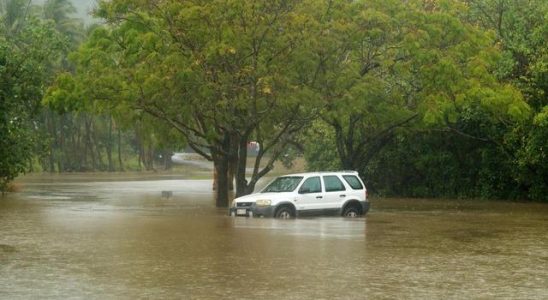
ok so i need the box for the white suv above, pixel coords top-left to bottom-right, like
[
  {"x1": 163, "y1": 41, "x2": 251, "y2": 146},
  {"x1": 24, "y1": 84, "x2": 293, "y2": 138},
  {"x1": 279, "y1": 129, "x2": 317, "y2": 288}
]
[{"x1": 229, "y1": 171, "x2": 369, "y2": 218}]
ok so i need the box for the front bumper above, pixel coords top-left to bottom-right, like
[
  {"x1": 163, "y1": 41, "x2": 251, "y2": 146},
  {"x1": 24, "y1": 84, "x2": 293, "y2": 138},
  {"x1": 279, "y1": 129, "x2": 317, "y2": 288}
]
[{"x1": 229, "y1": 203, "x2": 275, "y2": 218}]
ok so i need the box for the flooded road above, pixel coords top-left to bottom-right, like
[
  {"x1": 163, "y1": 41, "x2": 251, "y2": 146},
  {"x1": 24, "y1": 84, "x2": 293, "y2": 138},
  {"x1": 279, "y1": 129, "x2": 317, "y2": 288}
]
[{"x1": 1, "y1": 174, "x2": 547, "y2": 299}]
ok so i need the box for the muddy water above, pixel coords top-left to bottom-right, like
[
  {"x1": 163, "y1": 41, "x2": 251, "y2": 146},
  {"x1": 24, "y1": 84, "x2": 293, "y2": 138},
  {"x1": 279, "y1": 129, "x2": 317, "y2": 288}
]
[{"x1": 1, "y1": 174, "x2": 547, "y2": 299}]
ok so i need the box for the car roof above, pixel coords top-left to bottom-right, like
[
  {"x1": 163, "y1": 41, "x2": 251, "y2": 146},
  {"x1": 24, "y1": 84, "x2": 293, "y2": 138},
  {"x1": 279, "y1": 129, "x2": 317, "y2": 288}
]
[{"x1": 280, "y1": 171, "x2": 359, "y2": 177}]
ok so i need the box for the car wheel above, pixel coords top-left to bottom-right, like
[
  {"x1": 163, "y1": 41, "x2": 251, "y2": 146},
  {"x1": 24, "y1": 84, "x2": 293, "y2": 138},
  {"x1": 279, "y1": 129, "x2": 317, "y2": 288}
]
[
  {"x1": 275, "y1": 206, "x2": 295, "y2": 219},
  {"x1": 343, "y1": 206, "x2": 361, "y2": 218}
]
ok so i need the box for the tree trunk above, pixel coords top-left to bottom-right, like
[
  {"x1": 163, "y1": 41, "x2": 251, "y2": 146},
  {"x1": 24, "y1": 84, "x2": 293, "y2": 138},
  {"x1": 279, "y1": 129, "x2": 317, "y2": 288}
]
[
  {"x1": 82, "y1": 118, "x2": 88, "y2": 170},
  {"x1": 212, "y1": 166, "x2": 217, "y2": 191},
  {"x1": 117, "y1": 127, "x2": 124, "y2": 171},
  {"x1": 235, "y1": 137, "x2": 249, "y2": 197},
  {"x1": 227, "y1": 161, "x2": 235, "y2": 191},
  {"x1": 146, "y1": 143, "x2": 154, "y2": 171},
  {"x1": 136, "y1": 129, "x2": 144, "y2": 170},
  {"x1": 139, "y1": 145, "x2": 144, "y2": 170},
  {"x1": 57, "y1": 114, "x2": 65, "y2": 172},
  {"x1": 211, "y1": 132, "x2": 234, "y2": 207},
  {"x1": 48, "y1": 112, "x2": 56, "y2": 172},
  {"x1": 106, "y1": 116, "x2": 114, "y2": 172},
  {"x1": 213, "y1": 138, "x2": 237, "y2": 192},
  {"x1": 163, "y1": 150, "x2": 173, "y2": 170},
  {"x1": 86, "y1": 118, "x2": 96, "y2": 171},
  {"x1": 75, "y1": 116, "x2": 82, "y2": 171},
  {"x1": 333, "y1": 121, "x2": 354, "y2": 170},
  {"x1": 68, "y1": 115, "x2": 76, "y2": 171},
  {"x1": 92, "y1": 120, "x2": 104, "y2": 170},
  {"x1": 213, "y1": 157, "x2": 230, "y2": 207}
]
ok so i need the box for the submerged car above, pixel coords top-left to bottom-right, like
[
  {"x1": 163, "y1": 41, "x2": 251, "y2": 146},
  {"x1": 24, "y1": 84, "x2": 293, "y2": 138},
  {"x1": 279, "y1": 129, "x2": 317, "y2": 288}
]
[{"x1": 229, "y1": 171, "x2": 369, "y2": 218}]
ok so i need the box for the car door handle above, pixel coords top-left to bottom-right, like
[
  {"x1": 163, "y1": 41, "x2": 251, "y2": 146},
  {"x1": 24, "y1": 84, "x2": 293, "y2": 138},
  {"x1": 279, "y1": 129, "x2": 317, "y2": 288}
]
[
  {"x1": 340, "y1": 194, "x2": 346, "y2": 198},
  {"x1": 316, "y1": 196, "x2": 323, "y2": 199}
]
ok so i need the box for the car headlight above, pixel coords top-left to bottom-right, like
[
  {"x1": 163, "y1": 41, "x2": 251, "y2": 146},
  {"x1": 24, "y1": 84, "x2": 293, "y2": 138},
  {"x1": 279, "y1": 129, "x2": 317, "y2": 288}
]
[{"x1": 255, "y1": 199, "x2": 272, "y2": 207}]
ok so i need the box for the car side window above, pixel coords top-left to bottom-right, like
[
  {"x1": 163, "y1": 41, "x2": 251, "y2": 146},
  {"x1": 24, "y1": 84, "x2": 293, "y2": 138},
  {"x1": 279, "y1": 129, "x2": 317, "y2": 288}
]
[
  {"x1": 323, "y1": 175, "x2": 346, "y2": 192},
  {"x1": 342, "y1": 175, "x2": 364, "y2": 190},
  {"x1": 299, "y1": 176, "x2": 322, "y2": 194}
]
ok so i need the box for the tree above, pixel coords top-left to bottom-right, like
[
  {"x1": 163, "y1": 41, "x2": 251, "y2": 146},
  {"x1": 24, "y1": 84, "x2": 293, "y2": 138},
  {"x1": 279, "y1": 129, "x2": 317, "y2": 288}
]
[
  {"x1": 0, "y1": 1, "x2": 64, "y2": 192},
  {"x1": 305, "y1": 0, "x2": 529, "y2": 180},
  {"x1": 42, "y1": 0, "x2": 83, "y2": 46},
  {"x1": 48, "y1": 0, "x2": 320, "y2": 206},
  {"x1": 39, "y1": 0, "x2": 86, "y2": 173},
  {"x1": 464, "y1": 0, "x2": 548, "y2": 200},
  {"x1": 1, "y1": 0, "x2": 32, "y2": 36}
]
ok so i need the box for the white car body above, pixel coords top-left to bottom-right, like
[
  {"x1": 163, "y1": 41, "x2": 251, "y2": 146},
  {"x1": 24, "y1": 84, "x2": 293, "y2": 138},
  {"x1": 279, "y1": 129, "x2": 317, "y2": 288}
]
[{"x1": 229, "y1": 171, "x2": 369, "y2": 218}]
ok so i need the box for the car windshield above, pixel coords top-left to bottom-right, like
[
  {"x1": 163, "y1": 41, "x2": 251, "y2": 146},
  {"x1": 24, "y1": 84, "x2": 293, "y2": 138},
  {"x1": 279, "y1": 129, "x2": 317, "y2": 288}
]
[{"x1": 262, "y1": 176, "x2": 303, "y2": 193}]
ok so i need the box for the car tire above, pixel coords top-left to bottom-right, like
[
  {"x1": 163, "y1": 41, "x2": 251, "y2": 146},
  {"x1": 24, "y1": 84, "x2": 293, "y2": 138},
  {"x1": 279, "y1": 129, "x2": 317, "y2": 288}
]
[
  {"x1": 342, "y1": 205, "x2": 361, "y2": 218},
  {"x1": 275, "y1": 206, "x2": 295, "y2": 219}
]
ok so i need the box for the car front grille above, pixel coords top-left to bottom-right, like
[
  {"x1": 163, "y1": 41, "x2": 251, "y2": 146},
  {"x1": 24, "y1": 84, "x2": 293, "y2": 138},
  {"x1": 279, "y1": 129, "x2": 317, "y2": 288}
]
[{"x1": 237, "y1": 202, "x2": 253, "y2": 207}]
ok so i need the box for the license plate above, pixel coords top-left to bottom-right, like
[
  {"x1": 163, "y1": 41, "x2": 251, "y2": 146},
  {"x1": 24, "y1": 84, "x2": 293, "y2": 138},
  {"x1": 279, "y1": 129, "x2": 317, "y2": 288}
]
[{"x1": 236, "y1": 209, "x2": 247, "y2": 216}]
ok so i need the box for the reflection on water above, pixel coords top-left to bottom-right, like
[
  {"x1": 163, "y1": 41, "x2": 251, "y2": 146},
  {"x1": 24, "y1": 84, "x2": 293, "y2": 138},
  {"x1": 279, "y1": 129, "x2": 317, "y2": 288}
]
[
  {"x1": 231, "y1": 217, "x2": 366, "y2": 240},
  {"x1": 1, "y1": 174, "x2": 547, "y2": 299}
]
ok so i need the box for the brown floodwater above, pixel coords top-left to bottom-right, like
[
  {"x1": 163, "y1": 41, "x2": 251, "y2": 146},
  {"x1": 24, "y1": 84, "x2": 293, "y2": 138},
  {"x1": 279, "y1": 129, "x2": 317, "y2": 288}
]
[{"x1": 1, "y1": 174, "x2": 547, "y2": 299}]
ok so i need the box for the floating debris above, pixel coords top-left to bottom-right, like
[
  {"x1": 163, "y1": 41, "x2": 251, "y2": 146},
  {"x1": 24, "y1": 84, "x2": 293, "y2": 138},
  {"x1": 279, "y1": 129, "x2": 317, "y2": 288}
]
[{"x1": 161, "y1": 191, "x2": 173, "y2": 198}]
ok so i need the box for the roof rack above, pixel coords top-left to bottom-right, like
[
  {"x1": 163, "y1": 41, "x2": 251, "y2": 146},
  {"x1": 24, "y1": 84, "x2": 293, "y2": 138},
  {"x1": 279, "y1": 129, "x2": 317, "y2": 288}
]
[{"x1": 279, "y1": 170, "x2": 359, "y2": 176}]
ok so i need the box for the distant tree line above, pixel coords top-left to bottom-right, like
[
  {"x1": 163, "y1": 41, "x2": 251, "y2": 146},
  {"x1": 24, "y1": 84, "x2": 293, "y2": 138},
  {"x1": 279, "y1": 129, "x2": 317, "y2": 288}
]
[
  {"x1": 1, "y1": 0, "x2": 546, "y2": 204},
  {"x1": 38, "y1": 112, "x2": 182, "y2": 172},
  {"x1": 0, "y1": 0, "x2": 181, "y2": 193}
]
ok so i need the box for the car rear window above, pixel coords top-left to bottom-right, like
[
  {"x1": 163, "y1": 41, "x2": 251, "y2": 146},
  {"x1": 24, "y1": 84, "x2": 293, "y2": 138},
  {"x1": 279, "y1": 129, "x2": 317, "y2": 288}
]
[
  {"x1": 323, "y1": 175, "x2": 346, "y2": 192},
  {"x1": 342, "y1": 175, "x2": 363, "y2": 190}
]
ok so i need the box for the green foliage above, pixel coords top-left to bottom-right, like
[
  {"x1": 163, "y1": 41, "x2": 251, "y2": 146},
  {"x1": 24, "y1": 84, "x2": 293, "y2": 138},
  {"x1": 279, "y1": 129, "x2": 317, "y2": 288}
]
[
  {"x1": 301, "y1": 0, "x2": 546, "y2": 201},
  {"x1": 363, "y1": 131, "x2": 523, "y2": 199},
  {"x1": 42, "y1": 0, "x2": 84, "y2": 47},
  {"x1": 461, "y1": 0, "x2": 548, "y2": 201},
  {"x1": 303, "y1": 0, "x2": 529, "y2": 176},
  {"x1": 303, "y1": 122, "x2": 341, "y2": 171},
  {"x1": 0, "y1": 5, "x2": 64, "y2": 191},
  {"x1": 2, "y1": 0, "x2": 544, "y2": 202},
  {"x1": 47, "y1": 0, "x2": 328, "y2": 204}
]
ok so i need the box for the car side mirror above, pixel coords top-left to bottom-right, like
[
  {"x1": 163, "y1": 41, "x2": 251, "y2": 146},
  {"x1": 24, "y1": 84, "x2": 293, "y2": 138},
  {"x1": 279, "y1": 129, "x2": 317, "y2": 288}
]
[{"x1": 299, "y1": 187, "x2": 310, "y2": 194}]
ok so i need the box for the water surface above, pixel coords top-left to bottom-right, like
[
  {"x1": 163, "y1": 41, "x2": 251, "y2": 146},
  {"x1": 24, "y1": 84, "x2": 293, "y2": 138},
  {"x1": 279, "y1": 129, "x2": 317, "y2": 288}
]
[{"x1": 1, "y1": 174, "x2": 547, "y2": 299}]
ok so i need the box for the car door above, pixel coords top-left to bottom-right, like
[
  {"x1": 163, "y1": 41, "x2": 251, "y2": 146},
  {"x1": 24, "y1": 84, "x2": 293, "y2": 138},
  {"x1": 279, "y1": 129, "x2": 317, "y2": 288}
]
[
  {"x1": 294, "y1": 176, "x2": 324, "y2": 214},
  {"x1": 321, "y1": 175, "x2": 347, "y2": 214}
]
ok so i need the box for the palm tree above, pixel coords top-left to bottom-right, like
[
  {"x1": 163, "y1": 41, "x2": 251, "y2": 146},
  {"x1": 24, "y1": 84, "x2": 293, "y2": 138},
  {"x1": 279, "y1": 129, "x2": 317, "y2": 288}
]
[
  {"x1": 42, "y1": 0, "x2": 84, "y2": 45},
  {"x1": 0, "y1": 0, "x2": 33, "y2": 36}
]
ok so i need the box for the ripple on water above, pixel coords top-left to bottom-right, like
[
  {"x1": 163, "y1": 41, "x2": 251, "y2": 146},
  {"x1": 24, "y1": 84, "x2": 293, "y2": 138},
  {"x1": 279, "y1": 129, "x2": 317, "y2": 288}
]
[{"x1": 0, "y1": 244, "x2": 16, "y2": 253}]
